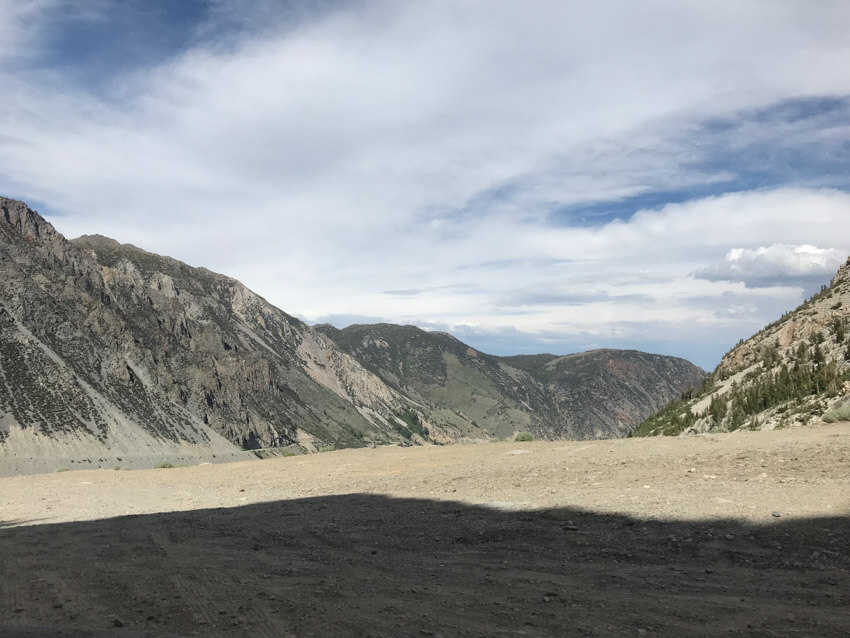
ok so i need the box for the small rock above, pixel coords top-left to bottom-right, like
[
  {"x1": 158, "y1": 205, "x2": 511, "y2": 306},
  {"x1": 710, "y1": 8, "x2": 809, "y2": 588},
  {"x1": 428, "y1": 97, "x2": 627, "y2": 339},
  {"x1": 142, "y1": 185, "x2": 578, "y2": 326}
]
[
  {"x1": 772, "y1": 511, "x2": 781, "y2": 518},
  {"x1": 111, "y1": 618, "x2": 125, "y2": 628}
]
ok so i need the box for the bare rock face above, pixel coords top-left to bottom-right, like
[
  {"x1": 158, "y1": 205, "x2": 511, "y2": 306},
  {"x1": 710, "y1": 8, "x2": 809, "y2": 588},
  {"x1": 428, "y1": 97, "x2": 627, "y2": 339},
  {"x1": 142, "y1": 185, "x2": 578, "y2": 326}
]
[
  {"x1": 0, "y1": 198, "x2": 414, "y2": 474},
  {"x1": 635, "y1": 257, "x2": 850, "y2": 436}
]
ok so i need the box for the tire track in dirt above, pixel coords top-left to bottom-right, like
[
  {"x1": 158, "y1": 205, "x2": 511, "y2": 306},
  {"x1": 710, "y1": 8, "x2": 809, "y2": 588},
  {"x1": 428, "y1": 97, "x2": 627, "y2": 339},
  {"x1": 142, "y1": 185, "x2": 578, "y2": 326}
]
[{"x1": 149, "y1": 529, "x2": 293, "y2": 637}]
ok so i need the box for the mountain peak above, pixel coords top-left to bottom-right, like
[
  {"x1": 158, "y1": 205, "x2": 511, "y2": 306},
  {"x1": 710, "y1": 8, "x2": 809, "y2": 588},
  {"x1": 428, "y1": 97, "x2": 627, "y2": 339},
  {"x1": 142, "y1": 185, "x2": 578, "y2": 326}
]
[
  {"x1": 0, "y1": 197, "x2": 60, "y2": 244},
  {"x1": 831, "y1": 256, "x2": 850, "y2": 288},
  {"x1": 0, "y1": 197, "x2": 71, "y2": 269},
  {"x1": 71, "y1": 234, "x2": 122, "y2": 248}
]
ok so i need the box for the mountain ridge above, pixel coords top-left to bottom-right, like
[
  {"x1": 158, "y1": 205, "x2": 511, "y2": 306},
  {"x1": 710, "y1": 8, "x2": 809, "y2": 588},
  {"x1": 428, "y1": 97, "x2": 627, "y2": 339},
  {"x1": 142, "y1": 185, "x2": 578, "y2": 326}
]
[
  {"x1": 1, "y1": 196, "x2": 706, "y2": 474},
  {"x1": 316, "y1": 323, "x2": 705, "y2": 440}
]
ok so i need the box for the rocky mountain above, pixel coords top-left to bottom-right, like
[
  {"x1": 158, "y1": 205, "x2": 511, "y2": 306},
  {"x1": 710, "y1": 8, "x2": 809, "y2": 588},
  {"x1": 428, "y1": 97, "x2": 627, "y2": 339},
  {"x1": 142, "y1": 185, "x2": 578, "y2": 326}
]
[
  {"x1": 1, "y1": 196, "x2": 706, "y2": 474},
  {"x1": 317, "y1": 324, "x2": 706, "y2": 440},
  {"x1": 502, "y1": 349, "x2": 707, "y2": 439},
  {"x1": 634, "y1": 258, "x2": 850, "y2": 436},
  {"x1": 0, "y1": 197, "x2": 420, "y2": 474}
]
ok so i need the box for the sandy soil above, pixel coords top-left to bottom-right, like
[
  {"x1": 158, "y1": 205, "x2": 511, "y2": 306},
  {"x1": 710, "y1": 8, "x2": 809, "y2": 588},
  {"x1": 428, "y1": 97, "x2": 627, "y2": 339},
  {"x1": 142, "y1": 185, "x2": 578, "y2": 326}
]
[{"x1": 1, "y1": 424, "x2": 849, "y2": 637}]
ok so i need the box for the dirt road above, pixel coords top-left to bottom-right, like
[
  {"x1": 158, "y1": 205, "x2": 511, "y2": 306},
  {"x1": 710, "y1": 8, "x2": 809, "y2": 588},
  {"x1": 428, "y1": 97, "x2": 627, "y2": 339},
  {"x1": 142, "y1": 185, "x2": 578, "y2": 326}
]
[{"x1": 1, "y1": 424, "x2": 849, "y2": 636}]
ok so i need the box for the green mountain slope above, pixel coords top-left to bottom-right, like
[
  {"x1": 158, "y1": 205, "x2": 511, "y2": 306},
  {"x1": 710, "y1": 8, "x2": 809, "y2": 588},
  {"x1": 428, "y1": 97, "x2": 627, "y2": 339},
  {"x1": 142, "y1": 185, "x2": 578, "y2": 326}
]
[
  {"x1": 318, "y1": 324, "x2": 706, "y2": 440},
  {"x1": 316, "y1": 323, "x2": 559, "y2": 440},
  {"x1": 634, "y1": 258, "x2": 850, "y2": 437}
]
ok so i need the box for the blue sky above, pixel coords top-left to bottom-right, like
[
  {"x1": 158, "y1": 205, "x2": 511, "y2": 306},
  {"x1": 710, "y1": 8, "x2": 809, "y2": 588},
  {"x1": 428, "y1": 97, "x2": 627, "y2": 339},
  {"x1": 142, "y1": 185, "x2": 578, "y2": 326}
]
[{"x1": 1, "y1": 1, "x2": 849, "y2": 370}]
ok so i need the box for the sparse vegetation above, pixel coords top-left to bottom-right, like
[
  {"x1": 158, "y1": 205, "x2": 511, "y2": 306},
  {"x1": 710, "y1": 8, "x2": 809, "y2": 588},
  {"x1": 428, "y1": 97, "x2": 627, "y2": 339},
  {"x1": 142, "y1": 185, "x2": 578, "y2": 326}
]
[
  {"x1": 513, "y1": 431, "x2": 534, "y2": 442},
  {"x1": 632, "y1": 397, "x2": 698, "y2": 436},
  {"x1": 823, "y1": 403, "x2": 850, "y2": 423},
  {"x1": 394, "y1": 410, "x2": 430, "y2": 441},
  {"x1": 154, "y1": 461, "x2": 175, "y2": 469},
  {"x1": 635, "y1": 242, "x2": 850, "y2": 441}
]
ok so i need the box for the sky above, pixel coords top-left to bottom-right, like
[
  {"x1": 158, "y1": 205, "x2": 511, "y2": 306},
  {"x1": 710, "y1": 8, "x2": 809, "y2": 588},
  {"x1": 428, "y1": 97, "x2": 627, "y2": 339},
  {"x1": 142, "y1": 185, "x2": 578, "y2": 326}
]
[{"x1": 1, "y1": 1, "x2": 849, "y2": 371}]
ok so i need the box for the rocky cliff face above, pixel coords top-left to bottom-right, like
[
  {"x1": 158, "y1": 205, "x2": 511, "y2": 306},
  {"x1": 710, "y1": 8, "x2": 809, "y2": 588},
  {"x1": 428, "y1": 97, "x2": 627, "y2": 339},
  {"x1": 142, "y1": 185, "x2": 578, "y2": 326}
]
[
  {"x1": 0, "y1": 198, "x2": 416, "y2": 474},
  {"x1": 634, "y1": 258, "x2": 850, "y2": 436}
]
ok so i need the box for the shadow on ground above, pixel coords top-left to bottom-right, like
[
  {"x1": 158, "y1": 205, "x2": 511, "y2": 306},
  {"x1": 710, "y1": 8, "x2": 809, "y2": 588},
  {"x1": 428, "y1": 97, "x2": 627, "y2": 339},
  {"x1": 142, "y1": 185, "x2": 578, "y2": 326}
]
[{"x1": 1, "y1": 494, "x2": 848, "y2": 637}]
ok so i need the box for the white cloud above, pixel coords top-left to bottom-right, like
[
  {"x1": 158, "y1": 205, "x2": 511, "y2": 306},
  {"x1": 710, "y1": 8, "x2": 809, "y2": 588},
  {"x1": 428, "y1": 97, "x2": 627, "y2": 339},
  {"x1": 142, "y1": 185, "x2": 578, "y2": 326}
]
[
  {"x1": 695, "y1": 244, "x2": 846, "y2": 287},
  {"x1": 0, "y1": 2, "x2": 849, "y2": 369}
]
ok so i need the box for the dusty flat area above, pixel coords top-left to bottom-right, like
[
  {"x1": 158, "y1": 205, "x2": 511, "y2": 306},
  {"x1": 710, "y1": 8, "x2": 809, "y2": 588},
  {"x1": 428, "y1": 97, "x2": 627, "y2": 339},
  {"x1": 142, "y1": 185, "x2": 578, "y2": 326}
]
[{"x1": 1, "y1": 424, "x2": 849, "y2": 637}]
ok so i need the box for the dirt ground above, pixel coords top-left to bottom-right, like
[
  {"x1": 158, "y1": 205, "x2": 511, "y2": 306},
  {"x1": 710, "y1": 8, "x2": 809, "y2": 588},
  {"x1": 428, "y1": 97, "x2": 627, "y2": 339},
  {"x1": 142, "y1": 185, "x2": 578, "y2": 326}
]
[{"x1": 1, "y1": 423, "x2": 849, "y2": 637}]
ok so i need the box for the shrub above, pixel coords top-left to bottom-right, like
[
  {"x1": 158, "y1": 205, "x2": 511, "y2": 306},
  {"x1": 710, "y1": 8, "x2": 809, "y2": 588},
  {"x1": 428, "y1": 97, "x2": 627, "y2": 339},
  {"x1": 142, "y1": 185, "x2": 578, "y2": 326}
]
[
  {"x1": 823, "y1": 405, "x2": 850, "y2": 423},
  {"x1": 154, "y1": 461, "x2": 175, "y2": 469},
  {"x1": 514, "y1": 431, "x2": 534, "y2": 442}
]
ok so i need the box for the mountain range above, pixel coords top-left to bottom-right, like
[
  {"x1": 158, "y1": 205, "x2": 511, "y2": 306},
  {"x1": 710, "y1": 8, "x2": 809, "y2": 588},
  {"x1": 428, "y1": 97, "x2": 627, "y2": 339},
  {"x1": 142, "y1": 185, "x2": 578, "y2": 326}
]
[{"x1": 0, "y1": 196, "x2": 704, "y2": 475}]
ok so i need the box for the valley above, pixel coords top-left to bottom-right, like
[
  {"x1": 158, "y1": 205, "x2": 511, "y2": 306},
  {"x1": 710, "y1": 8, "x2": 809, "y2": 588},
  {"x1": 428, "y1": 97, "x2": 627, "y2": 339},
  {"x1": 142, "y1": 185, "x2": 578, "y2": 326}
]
[{"x1": 0, "y1": 197, "x2": 705, "y2": 475}]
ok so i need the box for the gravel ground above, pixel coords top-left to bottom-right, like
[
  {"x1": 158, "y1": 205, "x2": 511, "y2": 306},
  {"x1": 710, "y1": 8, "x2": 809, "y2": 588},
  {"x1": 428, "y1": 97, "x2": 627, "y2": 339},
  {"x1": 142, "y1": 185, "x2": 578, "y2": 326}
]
[{"x1": 1, "y1": 423, "x2": 849, "y2": 636}]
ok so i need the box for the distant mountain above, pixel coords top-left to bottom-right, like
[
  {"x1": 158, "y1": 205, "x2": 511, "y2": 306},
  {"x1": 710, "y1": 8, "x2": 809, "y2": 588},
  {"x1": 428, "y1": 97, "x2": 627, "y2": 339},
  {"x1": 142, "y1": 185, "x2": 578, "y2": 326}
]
[
  {"x1": 634, "y1": 258, "x2": 850, "y2": 436},
  {"x1": 317, "y1": 324, "x2": 706, "y2": 440},
  {"x1": 502, "y1": 349, "x2": 707, "y2": 439},
  {"x1": 314, "y1": 323, "x2": 558, "y2": 441},
  {"x1": 0, "y1": 196, "x2": 706, "y2": 474}
]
